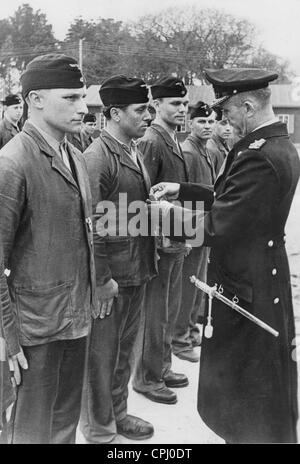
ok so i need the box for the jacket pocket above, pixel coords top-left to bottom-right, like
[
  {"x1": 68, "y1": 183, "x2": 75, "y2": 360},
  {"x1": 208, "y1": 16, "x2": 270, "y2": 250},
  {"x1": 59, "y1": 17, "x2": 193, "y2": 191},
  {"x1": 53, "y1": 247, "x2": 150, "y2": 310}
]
[{"x1": 15, "y1": 281, "x2": 73, "y2": 341}]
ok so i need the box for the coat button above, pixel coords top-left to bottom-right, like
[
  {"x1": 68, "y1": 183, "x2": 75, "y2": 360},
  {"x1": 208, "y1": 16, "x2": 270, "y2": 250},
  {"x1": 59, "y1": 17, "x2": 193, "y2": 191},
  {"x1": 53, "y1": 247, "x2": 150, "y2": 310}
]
[
  {"x1": 208, "y1": 257, "x2": 210, "y2": 264},
  {"x1": 213, "y1": 192, "x2": 216, "y2": 197},
  {"x1": 274, "y1": 297, "x2": 279, "y2": 304},
  {"x1": 268, "y1": 240, "x2": 274, "y2": 247},
  {"x1": 272, "y1": 268, "x2": 277, "y2": 275}
]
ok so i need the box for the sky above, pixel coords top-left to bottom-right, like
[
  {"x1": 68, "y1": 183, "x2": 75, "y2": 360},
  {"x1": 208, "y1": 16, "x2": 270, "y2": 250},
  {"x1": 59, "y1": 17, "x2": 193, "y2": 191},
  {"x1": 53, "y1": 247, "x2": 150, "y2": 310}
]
[{"x1": 1, "y1": 0, "x2": 300, "y2": 74}]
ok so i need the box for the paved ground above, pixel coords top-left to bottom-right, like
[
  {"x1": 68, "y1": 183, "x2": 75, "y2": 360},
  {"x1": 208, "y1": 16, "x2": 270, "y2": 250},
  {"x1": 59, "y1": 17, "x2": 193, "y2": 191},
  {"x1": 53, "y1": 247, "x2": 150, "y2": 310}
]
[{"x1": 77, "y1": 184, "x2": 300, "y2": 445}]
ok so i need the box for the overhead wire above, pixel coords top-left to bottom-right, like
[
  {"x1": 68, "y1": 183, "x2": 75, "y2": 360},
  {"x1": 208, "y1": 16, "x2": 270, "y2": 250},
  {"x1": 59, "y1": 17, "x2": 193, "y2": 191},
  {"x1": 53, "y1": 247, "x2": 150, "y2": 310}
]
[{"x1": 0, "y1": 40, "x2": 249, "y2": 65}]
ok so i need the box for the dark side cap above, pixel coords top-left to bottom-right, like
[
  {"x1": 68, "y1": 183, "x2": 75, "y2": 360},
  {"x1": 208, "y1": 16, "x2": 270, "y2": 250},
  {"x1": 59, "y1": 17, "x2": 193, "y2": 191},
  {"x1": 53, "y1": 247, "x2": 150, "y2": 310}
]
[
  {"x1": 204, "y1": 68, "x2": 278, "y2": 107},
  {"x1": 100, "y1": 75, "x2": 149, "y2": 106},
  {"x1": 189, "y1": 101, "x2": 212, "y2": 119},
  {"x1": 20, "y1": 53, "x2": 85, "y2": 98},
  {"x1": 1, "y1": 94, "x2": 23, "y2": 106},
  {"x1": 151, "y1": 76, "x2": 187, "y2": 99},
  {"x1": 83, "y1": 113, "x2": 96, "y2": 123}
]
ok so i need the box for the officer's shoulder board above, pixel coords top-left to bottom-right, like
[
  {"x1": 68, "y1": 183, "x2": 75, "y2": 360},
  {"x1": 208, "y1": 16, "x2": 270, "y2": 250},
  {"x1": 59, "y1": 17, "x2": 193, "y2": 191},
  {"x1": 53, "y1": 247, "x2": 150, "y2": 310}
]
[
  {"x1": 237, "y1": 138, "x2": 267, "y2": 157},
  {"x1": 248, "y1": 138, "x2": 267, "y2": 150}
]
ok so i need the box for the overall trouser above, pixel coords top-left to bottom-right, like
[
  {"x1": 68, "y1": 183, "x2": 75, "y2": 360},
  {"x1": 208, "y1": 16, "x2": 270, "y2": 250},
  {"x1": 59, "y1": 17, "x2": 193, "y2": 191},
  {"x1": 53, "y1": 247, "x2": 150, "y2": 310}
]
[{"x1": 80, "y1": 285, "x2": 145, "y2": 443}]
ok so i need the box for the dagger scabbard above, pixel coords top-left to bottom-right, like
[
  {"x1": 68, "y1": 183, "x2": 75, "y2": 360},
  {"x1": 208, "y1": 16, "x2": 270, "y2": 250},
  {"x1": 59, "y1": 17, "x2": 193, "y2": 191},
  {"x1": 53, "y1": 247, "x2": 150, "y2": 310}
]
[{"x1": 190, "y1": 276, "x2": 279, "y2": 338}]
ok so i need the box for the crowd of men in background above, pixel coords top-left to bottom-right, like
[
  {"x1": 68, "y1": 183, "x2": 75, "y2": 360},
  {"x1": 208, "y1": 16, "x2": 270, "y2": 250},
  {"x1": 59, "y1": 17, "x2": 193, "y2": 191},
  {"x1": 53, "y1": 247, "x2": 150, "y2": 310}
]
[{"x1": 0, "y1": 53, "x2": 298, "y2": 445}]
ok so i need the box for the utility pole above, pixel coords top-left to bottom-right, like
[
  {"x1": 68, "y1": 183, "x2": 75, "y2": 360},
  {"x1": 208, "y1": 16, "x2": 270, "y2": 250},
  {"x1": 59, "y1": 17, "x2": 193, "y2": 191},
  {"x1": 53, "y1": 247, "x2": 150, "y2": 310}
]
[{"x1": 79, "y1": 39, "x2": 83, "y2": 70}]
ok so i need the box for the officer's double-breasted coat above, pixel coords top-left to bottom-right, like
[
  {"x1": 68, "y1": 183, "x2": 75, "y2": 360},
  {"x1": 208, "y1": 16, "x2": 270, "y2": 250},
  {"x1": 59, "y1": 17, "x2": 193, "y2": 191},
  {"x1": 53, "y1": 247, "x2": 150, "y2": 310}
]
[{"x1": 176, "y1": 122, "x2": 300, "y2": 443}]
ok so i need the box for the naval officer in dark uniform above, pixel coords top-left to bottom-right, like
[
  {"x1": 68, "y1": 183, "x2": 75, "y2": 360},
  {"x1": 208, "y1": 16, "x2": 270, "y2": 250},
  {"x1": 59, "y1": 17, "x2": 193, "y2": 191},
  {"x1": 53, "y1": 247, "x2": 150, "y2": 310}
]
[{"x1": 149, "y1": 68, "x2": 300, "y2": 443}]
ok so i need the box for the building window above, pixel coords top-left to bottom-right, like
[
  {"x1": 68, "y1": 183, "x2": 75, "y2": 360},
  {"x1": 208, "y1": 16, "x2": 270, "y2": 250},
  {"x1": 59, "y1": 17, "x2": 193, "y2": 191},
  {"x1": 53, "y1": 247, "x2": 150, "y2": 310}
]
[
  {"x1": 176, "y1": 116, "x2": 188, "y2": 133},
  {"x1": 277, "y1": 114, "x2": 294, "y2": 133},
  {"x1": 99, "y1": 112, "x2": 107, "y2": 130}
]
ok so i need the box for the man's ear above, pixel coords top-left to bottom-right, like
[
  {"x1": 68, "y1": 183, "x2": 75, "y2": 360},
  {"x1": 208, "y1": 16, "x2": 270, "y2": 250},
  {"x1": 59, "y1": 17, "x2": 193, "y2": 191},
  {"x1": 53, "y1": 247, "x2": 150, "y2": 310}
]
[
  {"x1": 27, "y1": 90, "x2": 44, "y2": 109},
  {"x1": 110, "y1": 107, "x2": 121, "y2": 123},
  {"x1": 152, "y1": 99, "x2": 160, "y2": 111},
  {"x1": 244, "y1": 100, "x2": 255, "y2": 118}
]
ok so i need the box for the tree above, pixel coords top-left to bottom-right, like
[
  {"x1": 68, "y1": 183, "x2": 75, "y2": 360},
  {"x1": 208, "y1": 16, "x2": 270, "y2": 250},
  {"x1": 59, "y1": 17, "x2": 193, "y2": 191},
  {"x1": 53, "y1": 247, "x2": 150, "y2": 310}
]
[
  {"x1": 0, "y1": 36, "x2": 16, "y2": 93},
  {"x1": 65, "y1": 17, "x2": 96, "y2": 43},
  {"x1": 64, "y1": 17, "x2": 136, "y2": 85},
  {"x1": 0, "y1": 19, "x2": 13, "y2": 79},
  {"x1": 127, "y1": 6, "x2": 291, "y2": 84},
  {"x1": 0, "y1": 3, "x2": 58, "y2": 90},
  {"x1": 62, "y1": 6, "x2": 291, "y2": 86},
  {"x1": 247, "y1": 47, "x2": 292, "y2": 83},
  {"x1": 9, "y1": 3, "x2": 58, "y2": 69}
]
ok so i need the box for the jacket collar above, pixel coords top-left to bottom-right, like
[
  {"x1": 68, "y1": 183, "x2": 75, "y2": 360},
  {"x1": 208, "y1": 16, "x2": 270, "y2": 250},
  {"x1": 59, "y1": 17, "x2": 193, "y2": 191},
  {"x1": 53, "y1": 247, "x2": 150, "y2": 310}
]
[
  {"x1": 101, "y1": 129, "x2": 142, "y2": 174},
  {"x1": 29, "y1": 120, "x2": 63, "y2": 153},
  {"x1": 68, "y1": 143, "x2": 91, "y2": 213},
  {"x1": 186, "y1": 135, "x2": 210, "y2": 157},
  {"x1": 211, "y1": 134, "x2": 229, "y2": 153},
  {"x1": 22, "y1": 121, "x2": 79, "y2": 191},
  {"x1": 150, "y1": 123, "x2": 184, "y2": 161},
  {"x1": 234, "y1": 121, "x2": 288, "y2": 152},
  {"x1": 72, "y1": 132, "x2": 81, "y2": 143},
  {"x1": 186, "y1": 135, "x2": 215, "y2": 180},
  {"x1": 2, "y1": 116, "x2": 19, "y2": 134},
  {"x1": 101, "y1": 129, "x2": 151, "y2": 192}
]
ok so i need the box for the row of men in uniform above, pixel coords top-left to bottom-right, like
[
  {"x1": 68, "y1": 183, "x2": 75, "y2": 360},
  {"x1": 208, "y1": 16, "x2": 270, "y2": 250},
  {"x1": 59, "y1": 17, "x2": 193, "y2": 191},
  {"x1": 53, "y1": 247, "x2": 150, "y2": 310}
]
[
  {"x1": 0, "y1": 52, "x2": 299, "y2": 445},
  {"x1": 1, "y1": 57, "x2": 214, "y2": 442},
  {"x1": 0, "y1": 85, "x2": 234, "y2": 390},
  {"x1": 0, "y1": 77, "x2": 234, "y2": 443},
  {"x1": 0, "y1": 83, "x2": 234, "y2": 423}
]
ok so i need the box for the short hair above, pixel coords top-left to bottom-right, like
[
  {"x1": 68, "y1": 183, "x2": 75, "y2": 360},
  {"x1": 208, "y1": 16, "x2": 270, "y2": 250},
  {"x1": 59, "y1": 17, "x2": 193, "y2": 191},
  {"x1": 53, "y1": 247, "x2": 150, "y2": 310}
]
[
  {"x1": 230, "y1": 87, "x2": 272, "y2": 109},
  {"x1": 102, "y1": 104, "x2": 130, "y2": 120}
]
